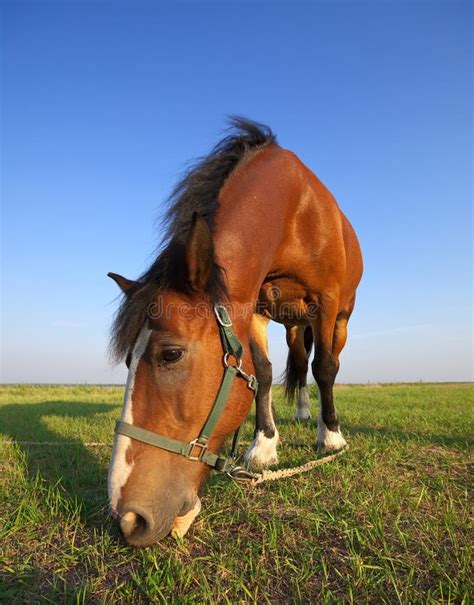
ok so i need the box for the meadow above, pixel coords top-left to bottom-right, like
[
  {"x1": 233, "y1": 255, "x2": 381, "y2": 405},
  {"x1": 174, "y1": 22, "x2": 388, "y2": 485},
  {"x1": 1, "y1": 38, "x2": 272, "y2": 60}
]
[{"x1": 0, "y1": 383, "x2": 472, "y2": 604}]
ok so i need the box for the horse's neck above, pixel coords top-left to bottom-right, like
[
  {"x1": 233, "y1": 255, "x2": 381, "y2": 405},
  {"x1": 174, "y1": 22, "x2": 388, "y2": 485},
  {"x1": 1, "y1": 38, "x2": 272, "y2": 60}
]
[
  {"x1": 213, "y1": 206, "x2": 274, "y2": 308},
  {"x1": 213, "y1": 146, "x2": 292, "y2": 307}
]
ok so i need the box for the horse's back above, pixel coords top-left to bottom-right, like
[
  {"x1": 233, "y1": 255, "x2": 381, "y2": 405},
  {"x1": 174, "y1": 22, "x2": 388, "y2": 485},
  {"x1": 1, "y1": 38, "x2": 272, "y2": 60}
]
[
  {"x1": 268, "y1": 146, "x2": 363, "y2": 308},
  {"x1": 216, "y1": 143, "x2": 362, "y2": 311}
]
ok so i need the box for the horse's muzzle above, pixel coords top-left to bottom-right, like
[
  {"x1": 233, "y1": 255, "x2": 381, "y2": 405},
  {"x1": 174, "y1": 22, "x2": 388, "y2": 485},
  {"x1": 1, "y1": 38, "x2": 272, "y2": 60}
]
[{"x1": 119, "y1": 496, "x2": 201, "y2": 546}]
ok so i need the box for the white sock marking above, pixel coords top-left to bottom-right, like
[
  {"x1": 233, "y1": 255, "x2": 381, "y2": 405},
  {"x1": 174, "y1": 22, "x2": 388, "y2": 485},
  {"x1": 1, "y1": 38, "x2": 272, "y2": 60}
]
[
  {"x1": 108, "y1": 325, "x2": 151, "y2": 515},
  {"x1": 244, "y1": 428, "x2": 279, "y2": 468},
  {"x1": 316, "y1": 413, "x2": 347, "y2": 451},
  {"x1": 294, "y1": 385, "x2": 311, "y2": 421}
]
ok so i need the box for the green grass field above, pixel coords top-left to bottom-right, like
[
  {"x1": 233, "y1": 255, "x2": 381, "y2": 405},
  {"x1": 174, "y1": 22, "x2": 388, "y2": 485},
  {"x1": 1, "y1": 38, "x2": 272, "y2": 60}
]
[{"x1": 0, "y1": 383, "x2": 472, "y2": 604}]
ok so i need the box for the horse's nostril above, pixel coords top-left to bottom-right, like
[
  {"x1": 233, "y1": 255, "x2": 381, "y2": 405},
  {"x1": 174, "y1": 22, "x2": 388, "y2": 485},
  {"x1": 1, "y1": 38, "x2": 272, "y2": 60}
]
[
  {"x1": 119, "y1": 501, "x2": 180, "y2": 546},
  {"x1": 120, "y1": 511, "x2": 139, "y2": 536},
  {"x1": 120, "y1": 508, "x2": 151, "y2": 543}
]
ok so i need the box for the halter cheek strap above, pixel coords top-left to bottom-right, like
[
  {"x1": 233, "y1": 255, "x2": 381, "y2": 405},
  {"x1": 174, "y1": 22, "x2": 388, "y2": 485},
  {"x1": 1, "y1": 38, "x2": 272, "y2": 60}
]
[{"x1": 115, "y1": 303, "x2": 258, "y2": 473}]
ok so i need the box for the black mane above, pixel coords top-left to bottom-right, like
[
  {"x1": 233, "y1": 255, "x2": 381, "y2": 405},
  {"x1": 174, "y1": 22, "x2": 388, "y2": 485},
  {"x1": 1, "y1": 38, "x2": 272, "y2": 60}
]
[{"x1": 110, "y1": 116, "x2": 276, "y2": 360}]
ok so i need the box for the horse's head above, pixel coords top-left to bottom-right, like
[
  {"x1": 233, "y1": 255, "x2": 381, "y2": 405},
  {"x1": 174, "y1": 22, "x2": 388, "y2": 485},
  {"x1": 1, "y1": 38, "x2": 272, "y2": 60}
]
[{"x1": 108, "y1": 214, "x2": 255, "y2": 546}]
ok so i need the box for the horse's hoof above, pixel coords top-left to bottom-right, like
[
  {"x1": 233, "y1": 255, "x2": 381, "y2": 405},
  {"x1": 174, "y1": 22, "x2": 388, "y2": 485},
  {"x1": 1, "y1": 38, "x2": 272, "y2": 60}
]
[
  {"x1": 244, "y1": 430, "x2": 279, "y2": 468},
  {"x1": 294, "y1": 409, "x2": 312, "y2": 423},
  {"x1": 316, "y1": 420, "x2": 348, "y2": 451}
]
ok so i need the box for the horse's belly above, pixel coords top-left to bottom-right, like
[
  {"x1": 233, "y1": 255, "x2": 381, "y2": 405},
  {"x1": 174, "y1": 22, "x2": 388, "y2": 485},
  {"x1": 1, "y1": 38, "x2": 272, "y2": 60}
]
[{"x1": 257, "y1": 280, "x2": 315, "y2": 326}]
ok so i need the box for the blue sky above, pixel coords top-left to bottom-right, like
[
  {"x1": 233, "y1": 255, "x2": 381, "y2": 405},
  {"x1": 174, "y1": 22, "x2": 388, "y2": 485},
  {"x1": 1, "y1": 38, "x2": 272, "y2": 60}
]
[{"x1": 2, "y1": 1, "x2": 472, "y2": 383}]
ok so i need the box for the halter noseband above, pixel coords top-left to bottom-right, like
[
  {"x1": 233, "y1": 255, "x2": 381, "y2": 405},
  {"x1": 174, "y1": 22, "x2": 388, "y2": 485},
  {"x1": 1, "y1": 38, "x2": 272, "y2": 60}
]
[{"x1": 115, "y1": 304, "x2": 258, "y2": 473}]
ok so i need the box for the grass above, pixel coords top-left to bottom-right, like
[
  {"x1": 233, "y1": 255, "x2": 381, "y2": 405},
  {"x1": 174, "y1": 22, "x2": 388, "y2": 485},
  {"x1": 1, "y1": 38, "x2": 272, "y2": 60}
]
[{"x1": 0, "y1": 383, "x2": 472, "y2": 604}]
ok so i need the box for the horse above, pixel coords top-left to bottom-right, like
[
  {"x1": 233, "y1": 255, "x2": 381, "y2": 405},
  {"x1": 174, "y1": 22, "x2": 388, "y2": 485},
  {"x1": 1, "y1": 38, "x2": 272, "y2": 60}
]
[{"x1": 108, "y1": 117, "x2": 363, "y2": 546}]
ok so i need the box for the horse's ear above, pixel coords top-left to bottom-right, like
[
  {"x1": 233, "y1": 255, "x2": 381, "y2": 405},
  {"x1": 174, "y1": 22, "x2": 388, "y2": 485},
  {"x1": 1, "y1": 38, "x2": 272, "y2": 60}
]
[
  {"x1": 185, "y1": 212, "x2": 214, "y2": 292},
  {"x1": 108, "y1": 272, "x2": 136, "y2": 294}
]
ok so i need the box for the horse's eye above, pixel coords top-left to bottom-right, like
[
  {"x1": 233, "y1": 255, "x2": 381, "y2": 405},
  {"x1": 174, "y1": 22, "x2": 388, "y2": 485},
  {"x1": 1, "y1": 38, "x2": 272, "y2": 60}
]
[{"x1": 160, "y1": 349, "x2": 184, "y2": 364}]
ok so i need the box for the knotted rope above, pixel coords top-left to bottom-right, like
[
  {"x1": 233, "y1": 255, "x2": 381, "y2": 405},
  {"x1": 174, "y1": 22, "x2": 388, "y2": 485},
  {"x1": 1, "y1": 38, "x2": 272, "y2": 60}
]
[{"x1": 227, "y1": 447, "x2": 347, "y2": 485}]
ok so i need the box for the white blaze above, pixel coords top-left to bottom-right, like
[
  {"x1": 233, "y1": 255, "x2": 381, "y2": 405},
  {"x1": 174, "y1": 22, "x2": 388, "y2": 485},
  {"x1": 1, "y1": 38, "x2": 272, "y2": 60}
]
[{"x1": 108, "y1": 325, "x2": 152, "y2": 515}]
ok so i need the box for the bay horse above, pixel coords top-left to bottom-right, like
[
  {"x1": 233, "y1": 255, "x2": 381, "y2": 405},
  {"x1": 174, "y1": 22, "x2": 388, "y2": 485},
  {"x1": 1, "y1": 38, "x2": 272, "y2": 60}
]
[{"x1": 108, "y1": 118, "x2": 363, "y2": 546}]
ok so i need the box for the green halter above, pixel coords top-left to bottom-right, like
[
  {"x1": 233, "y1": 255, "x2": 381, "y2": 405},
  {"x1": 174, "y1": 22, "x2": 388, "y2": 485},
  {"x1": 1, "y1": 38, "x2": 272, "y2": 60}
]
[{"x1": 115, "y1": 304, "x2": 258, "y2": 473}]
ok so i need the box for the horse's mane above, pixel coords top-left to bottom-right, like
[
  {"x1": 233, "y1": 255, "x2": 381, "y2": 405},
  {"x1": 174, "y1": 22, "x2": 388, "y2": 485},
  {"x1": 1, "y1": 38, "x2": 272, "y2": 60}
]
[{"x1": 110, "y1": 116, "x2": 276, "y2": 360}]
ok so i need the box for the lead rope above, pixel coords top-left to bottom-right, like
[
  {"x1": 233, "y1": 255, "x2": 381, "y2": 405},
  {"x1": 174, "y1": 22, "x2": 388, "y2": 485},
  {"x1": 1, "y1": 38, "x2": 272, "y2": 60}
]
[{"x1": 226, "y1": 447, "x2": 347, "y2": 485}]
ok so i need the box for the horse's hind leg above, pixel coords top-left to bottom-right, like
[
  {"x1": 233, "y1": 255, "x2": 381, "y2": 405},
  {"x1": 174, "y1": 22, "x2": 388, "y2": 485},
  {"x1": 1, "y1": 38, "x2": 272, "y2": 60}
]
[
  {"x1": 244, "y1": 314, "x2": 279, "y2": 468},
  {"x1": 311, "y1": 297, "x2": 353, "y2": 451},
  {"x1": 285, "y1": 326, "x2": 313, "y2": 421}
]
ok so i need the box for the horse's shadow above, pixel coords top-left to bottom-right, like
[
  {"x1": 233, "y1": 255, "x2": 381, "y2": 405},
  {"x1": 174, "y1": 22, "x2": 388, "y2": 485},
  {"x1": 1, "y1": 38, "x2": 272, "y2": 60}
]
[{"x1": 0, "y1": 400, "x2": 118, "y2": 525}]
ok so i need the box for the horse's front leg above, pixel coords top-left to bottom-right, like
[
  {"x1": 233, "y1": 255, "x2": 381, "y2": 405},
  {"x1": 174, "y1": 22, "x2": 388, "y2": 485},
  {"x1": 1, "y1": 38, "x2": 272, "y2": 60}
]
[{"x1": 244, "y1": 314, "x2": 279, "y2": 468}]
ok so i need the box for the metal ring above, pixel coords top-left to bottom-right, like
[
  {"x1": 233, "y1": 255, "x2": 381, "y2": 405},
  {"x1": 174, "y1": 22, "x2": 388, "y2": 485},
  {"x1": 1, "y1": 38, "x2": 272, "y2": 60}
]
[{"x1": 223, "y1": 353, "x2": 242, "y2": 370}]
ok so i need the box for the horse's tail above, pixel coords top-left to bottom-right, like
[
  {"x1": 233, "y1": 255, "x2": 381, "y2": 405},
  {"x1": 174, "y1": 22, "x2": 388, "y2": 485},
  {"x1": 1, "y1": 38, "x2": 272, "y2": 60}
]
[{"x1": 284, "y1": 326, "x2": 313, "y2": 402}]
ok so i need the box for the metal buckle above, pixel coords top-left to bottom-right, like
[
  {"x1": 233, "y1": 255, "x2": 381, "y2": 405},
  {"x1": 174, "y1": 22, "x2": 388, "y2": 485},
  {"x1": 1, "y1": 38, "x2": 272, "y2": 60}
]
[
  {"x1": 187, "y1": 438, "x2": 208, "y2": 461},
  {"x1": 214, "y1": 303, "x2": 233, "y2": 327}
]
